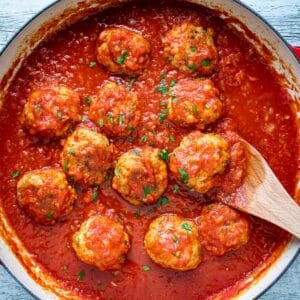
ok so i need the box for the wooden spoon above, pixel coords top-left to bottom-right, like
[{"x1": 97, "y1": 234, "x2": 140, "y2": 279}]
[{"x1": 223, "y1": 140, "x2": 300, "y2": 239}]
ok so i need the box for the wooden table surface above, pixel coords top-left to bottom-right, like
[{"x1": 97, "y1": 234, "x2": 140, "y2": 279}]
[{"x1": 0, "y1": 0, "x2": 299, "y2": 299}]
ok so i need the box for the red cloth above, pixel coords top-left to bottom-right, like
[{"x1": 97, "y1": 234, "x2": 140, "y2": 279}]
[{"x1": 292, "y1": 46, "x2": 300, "y2": 58}]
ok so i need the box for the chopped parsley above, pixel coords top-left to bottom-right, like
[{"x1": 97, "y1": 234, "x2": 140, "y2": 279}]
[
  {"x1": 89, "y1": 61, "x2": 97, "y2": 68},
  {"x1": 10, "y1": 170, "x2": 20, "y2": 178},
  {"x1": 115, "y1": 166, "x2": 121, "y2": 178},
  {"x1": 107, "y1": 113, "x2": 114, "y2": 124},
  {"x1": 172, "y1": 235, "x2": 179, "y2": 244},
  {"x1": 126, "y1": 78, "x2": 136, "y2": 91},
  {"x1": 142, "y1": 265, "x2": 151, "y2": 272},
  {"x1": 190, "y1": 46, "x2": 197, "y2": 52},
  {"x1": 77, "y1": 270, "x2": 86, "y2": 281},
  {"x1": 156, "y1": 86, "x2": 169, "y2": 95},
  {"x1": 126, "y1": 126, "x2": 135, "y2": 131},
  {"x1": 145, "y1": 208, "x2": 153, "y2": 215},
  {"x1": 67, "y1": 149, "x2": 75, "y2": 155},
  {"x1": 57, "y1": 110, "x2": 63, "y2": 120},
  {"x1": 187, "y1": 64, "x2": 197, "y2": 71},
  {"x1": 179, "y1": 167, "x2": 188, "y2": 183},
  {"x1": 119, "y1": 114, "x2": 124, "y2": 126},
  {"x1": 133, "y1": 149, "x2": 141, "y2": 156},
  {"x1": 143, "y1": 186, "x2": 151, "y2": 198},
  {"x1": 201, "y1": 59, "x2": 212, "y2": 67},
  {"x1": 116, "y1": 50, "x2": 128, "y2": 65},
  {"x1": 139, "y1": 135, "x2": 148, "y2": 143},
  {"x1": 192, "y1": 104, "x2": 199, "y2": 116},
  {"x1": 99, "y1": 118, "x2": 104, "y2": 128},
  {"x1": 170, "y1": 79, "x2": 176, "y2": 87},
  {"x1": 160, "y1": 72, "x2": 167, "y2": 79},
  {"x1": 62, "y1": 265, "x2": 68, "y2": 270},
  {"x1": 169, "y1": 134, "x2": 175, "y2": 143},
  {"x1": 63, "y1": 159, "x2": 69, "y2": 171},
  {"x1": 47, "y1": 212, "x2": 53, "y2": 220},
  {"x1": 173, "y1": 185, "x2": 179, "y2": 193},
  {"x1": 159, "y1": 149, "x2": 169, "y2": 163},
  {"x1": 92, "y1": 187, "x2": 99, "y2": 202},
  {"x1": 156, "y1": 197, "x2": 169, "y2": 208},
  {"x1": 158, "y1": 108, "x2": 169, "y2": 123},
  {"x1": 135, "y1": 209, "x2": 141, "y2": 218},
  {"x1": 182, "y1": 223, "x2": 192, "y2": 232},
  {"x1": 85, "y1": 97, "x2": 92, "y2": 104}
]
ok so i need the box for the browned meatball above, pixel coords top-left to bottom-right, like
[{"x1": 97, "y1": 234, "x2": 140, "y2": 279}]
[
  {"x1": 17, "y1": 168, "x2": 77, "y2": 225},
  {"x1": 88, "y1": 82, "x2": 140, "y2": 137},
  {"x1": 144, "y1": 214, "x2": 201, "y2": 271},
  {"x1": 20, "y1": 86, "x2": 82, "y2": 138},
  {"x1": 112, "y1": 147, "x2": 168, "y2": 205},
  {"x1": 199, "y1": 203, "x2": 250, "y2": 255},
  {"x1": 60, "y1": 127, "x2": 114, "y2": 186},
  {"x1": 167, "y1": 78, "x2": 222, "y2": 128},
  {"x1": 72, "y1": 215, "x2": 130, "y2": 271},
  {"x1": 96, "y1": 27, "x2": 151, "y2": 75},
  {"x1": 169, "y1": 132, "x2": 230, "y2": 193},
  {"x1": 163, "y1": 23, "x2": 218, "y2": 74}
]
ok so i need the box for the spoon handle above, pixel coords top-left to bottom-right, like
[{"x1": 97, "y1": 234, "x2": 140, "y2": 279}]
[{"x1": 244, "y1": 143, "x2": 300, "y2": 239}]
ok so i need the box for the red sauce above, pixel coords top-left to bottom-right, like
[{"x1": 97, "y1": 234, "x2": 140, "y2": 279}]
[{"x1": 0, "y1": 1, "x2": 298, "y2": 299}]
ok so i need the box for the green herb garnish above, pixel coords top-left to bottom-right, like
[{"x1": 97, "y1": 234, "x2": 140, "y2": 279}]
[
  {"x1": 187, "y1": 64, "x2": 197, "y2": 71},
  {"x1": 139, "y1": 135, "x2": 148, "y2": 143},
  {"x1": 159, "y1": 149, "x2": 169, "y2": 163},
  {"x1": 156, "y1": 86, "x2": 169, "y2": 95},
  {"x1": 182, "y1": 223, "x2": 192, "y2": 232},
  {"x1": 143, "y1": 186, "x2": 151, "y2": 198},
  {"x1": 85, "y1": 97, "x2": 92, "y2": 104},
  {"x1": 119, "y1": 114, "x2": 124, "y2": 126},
  {"x1": 11, "y1": 170, "x2": 20, "y2": 178},
  {"x1": 173, "y1": 185, "x2": 179, "y2": 193},
  {"x1": 89, "y1": 61, "x2": 97, "y2": 68},
  {"x1": 77, "y1": 270, "x2": 86, "y2": 281},
  {"x1": 67, "y1": 149, "x2": 75, "y2": 155},
  {"x1": 99, "y1": 118, "x2": 104, "y2": 128},
  {"x1": 63, "y1": 159, "x2": 69, "y2": 171},
  {"x1": 201, "y1": 59, "x2": 212, "y2": 67},
  {"x1": 142, "y1": 265, "x2": 151, "y2": 271},
  {"x1": 169, "y1": 134, "x2": 175, "y2": 143},
  {"x1": 92, "y1": 187, "x2": 99, "y2": 202},
  {"x1": 170, "y1": 79, "x2": 176, "y2": 87},
  {"x1": 179, "y1": 167, "x2": 188, "y2": 183},
  {"x1": 115, "y1": 166, "x2": 121, "y2": 178},
  {"x1": 116, "y1": 50, "x2": 128, "y2": 65},
  {"x1": 156, "y1": 197, "x2": 169, "y2": 208},
  {"x1": 47, "y1": 212, "x2": 53, "y2": 220},
  {"x1": 158, "y1": 108, "x2": 169, "y2": 123}
]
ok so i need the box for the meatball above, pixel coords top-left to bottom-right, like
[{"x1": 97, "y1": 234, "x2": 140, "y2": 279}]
[
  {"x1": 162, "y1": 23, "x2": 218, "y2": 74},
  {"x1": 199, "y1": 203, "x2": 250, "y2": 255},
  {"x1": 72, "y1": 215, "x2": 130, "y2": 271},
  {"x1": 112, "y1": 147, "x2": 167, "y2": 205},
  {"x1": 60, "y1": 127, "x2": 114, "y2": 186},
  {"x1": 169, "y1": 132, "x2": 230, "y2": 193},
  {"x1": 167, "y1": 78, "x2": 222, "y2": 128},
  {"x1": 144, "y1": 214, "x2": 201, "y2": 271},
  {"x1": 17, "y1": 168, "x2": 77, "y2": 225},
  {"x1": 96, "y1": 27, "x2": 151, "y2": 75},
  {"x1": 21, "y1": 86, "x2": 81, "y2": 138},
  {"x1": 88, "y1": 82, "x2": 140, "y2": 137}
]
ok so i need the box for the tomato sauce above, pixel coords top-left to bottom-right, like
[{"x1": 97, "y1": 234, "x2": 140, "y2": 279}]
[{"x1": 0, "y1": 1, "x2": 298, "y2": 299}]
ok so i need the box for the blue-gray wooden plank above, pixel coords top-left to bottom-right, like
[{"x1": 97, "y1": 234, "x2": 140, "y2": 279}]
[{"x1": 0, "y1": 0, "x2": 299, "y2": 299}]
